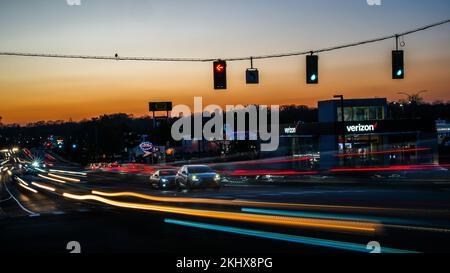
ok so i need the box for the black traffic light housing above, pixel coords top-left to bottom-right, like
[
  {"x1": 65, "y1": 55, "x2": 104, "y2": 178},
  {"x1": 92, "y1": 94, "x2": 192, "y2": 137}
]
[
  {"x1": 392, "y1": 50, "x2": 404, "y2": 79},
  {"x1": 213, "y1": 60, "x2": 227, "y2": 89},
  {"x1": 306, "y1": 55, "x2": 318, "y2": 84},
  {"x1": 246, "y1": 68, "x2": 259, "y2": 84}
]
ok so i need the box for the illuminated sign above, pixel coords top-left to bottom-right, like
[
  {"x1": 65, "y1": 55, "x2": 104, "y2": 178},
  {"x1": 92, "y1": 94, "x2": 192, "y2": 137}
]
[
  {"x1": 139, "y1": 142, "x2": 154, "y2": 152},
  {"x1": 284, "y1": 127, "x2": 297, "y2": 134},
  {"x1": 346, "y1": 122, "x2": 378, "y2": 133}
]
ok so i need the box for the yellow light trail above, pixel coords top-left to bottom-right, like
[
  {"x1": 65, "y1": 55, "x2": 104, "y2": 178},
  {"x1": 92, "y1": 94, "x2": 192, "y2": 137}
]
[
  {"x1": 63, "y1": 192, "x2": 379, "y2": 233},
  {"x1": 17, "y1": 180, "x2": 29, "y2": 187},
  {"x1": 91, "y1": 190, "x2": 441, "y2": 215},
  {"x1": 15, "y1": 177, "x2": 28, "y2": 185},
  {"x1": 18, "y1": 183, "x2": 38, "y2": 194},
  {"x1": 31, "y1": 182, "x2": 56, "y2": 192},
  {"x1": 38, "y1": 174, "x2": 66, "y2": 184},
  {"x1": 48, "y1": 173, "x2": 80, "y2": 183}
]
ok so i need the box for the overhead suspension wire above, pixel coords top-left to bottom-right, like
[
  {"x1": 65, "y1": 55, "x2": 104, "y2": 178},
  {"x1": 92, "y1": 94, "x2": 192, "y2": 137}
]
[{"x1": 0, "y1": 19, "x2": 448, "y2": 62}]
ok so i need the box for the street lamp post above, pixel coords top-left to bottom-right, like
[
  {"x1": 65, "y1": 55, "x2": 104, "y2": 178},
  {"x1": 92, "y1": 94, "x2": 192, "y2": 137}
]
[
  {"x1": 334, "y1": 95, "x2": 346, "y2": 161},
  {"x1": 397, "y1": 90, "x2": 428, "y2": 119}
]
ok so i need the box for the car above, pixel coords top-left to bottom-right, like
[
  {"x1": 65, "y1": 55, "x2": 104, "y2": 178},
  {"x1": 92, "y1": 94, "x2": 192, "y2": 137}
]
[
  {"x1": 149, "y1": 169, "x2": 178, "y2": 189},
  {"x1": 175, "y1": 165, "x2": 221, "y2": 190}
]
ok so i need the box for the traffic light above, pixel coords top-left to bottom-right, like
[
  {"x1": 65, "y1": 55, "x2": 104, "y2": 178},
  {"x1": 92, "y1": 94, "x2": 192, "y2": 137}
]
[
  {"x1": 306, "y1": 55, "x2": 318, "y2": 84},
  {"x1": 213, "y1": 60, "x2": 227, "y2": 89},
  {"x1": 392, "y1": 50, "x2": 404, "y2": 79},
  {"x1": 246, "y1": 68, "x2": 259, "y2": 84}
]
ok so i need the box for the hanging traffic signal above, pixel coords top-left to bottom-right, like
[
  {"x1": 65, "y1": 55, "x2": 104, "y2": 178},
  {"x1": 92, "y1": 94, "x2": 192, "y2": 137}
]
[
  {"x1": 246, "y1": 57, "x2": 259, "y2": 84},
  {"x1": 306, "y1": 55, "x2": 318, "y2": 84},
  {"x1": 392, "y1": 50, "x2": 404, "y2": 79},
  {"x1": 246, "y1": 68, "x2": 259, "y2": 84},
  {"x1": 213, "y1": 60, "x2": 227, "y2": 89}
]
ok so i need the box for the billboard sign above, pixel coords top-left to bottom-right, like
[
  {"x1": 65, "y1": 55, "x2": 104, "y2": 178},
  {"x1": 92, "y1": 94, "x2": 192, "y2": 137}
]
[{"x1": 149, "y1": 102, "x2": 173, "y2": 112}]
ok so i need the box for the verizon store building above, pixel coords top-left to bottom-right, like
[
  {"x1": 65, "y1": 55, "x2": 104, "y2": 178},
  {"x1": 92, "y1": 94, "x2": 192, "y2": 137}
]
[{"x1": 279, "y1": 98, "x2": 438, "y2": 170}]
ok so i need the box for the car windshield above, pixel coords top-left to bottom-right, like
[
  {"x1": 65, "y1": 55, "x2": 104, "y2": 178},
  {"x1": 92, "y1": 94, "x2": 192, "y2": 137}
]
[
  {"x1": 188, "y1": 166, "x2": 213, "y2": 173},
  {"x1": 159, "y1": 170, "x2": 177, "y2": 176}
]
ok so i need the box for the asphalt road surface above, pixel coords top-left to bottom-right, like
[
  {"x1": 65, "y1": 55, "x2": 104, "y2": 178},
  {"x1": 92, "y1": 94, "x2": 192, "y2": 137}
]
[{"x1": 1, "y1": 152, "x2": 450, "y2": 254}]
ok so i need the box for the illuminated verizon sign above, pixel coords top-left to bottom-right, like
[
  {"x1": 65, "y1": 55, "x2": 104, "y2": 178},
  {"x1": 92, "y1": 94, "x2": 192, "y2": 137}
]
[{"x1": 346, "y1": 122, "x2": 378, "y2": 133}]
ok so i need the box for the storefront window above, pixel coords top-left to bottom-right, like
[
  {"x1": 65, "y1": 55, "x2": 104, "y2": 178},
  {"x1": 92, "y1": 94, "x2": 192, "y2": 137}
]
[
  {"x1": 369, "y1": 106, "x2": 384, "y2": 120},
  {"x1": 338, "y1": 106, "x2": 384, "y2": 122},
  {"x1": 353, "y1": 107, "x2": 369, "y2": 121}
]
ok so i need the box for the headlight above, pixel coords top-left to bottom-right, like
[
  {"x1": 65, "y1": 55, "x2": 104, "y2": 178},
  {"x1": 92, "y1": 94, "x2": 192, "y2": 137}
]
[
  {"x1": 191, "y1": 175, "x2": 199, "y2": 182},
  {"x1": 214, "y1": 174, "x2": 221, "y2": 181}
]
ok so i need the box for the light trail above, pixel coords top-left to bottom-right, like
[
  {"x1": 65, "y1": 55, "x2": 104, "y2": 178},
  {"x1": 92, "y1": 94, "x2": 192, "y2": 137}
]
[
  {"x1": 241, "y1": 208, "x2": 427, "y2": 226},
  {"x1": 91, "y1": 190, "x2": 446, "y2": 216},
  {"x1": 47, "y1": 173, "x2": 81, "y2": 183},
  {"x1": 384, "y1": 224, "x2": 450, "y2": 234},
  {"x1": 17, "y1": 180, "x2": 29, "y2": 188},
  {"x1": 18, "y1": 183, "x2": 38, "y2": 194},
  {"x1": 210, "y1": 156, "x2": 315, "y2": 167},
  {"x1": 164, "y1": 218, "x2": 418, "y2": 253},
  {"x1": 37, "y1": 174, "x2": 66, "y2": 184},
  {"x1": 15, "y1": 177, "x2": 28, "y2": 185},
  {"x1": 224, "y1": 170, "x2": 319, "y2": 176},
  {"x1": 31, "y1": 182, "x2": 56, "y2": 192},
  {"x1": 49, "y1": 169, "x2": 87, "y2": 176},
  {"x1": 64, "y1": 193, "x2": 379, "y2": 233},
  {"x1": 2, "y1": 180, "x2": 39, "y2": 216},
  {"x1": 336, "y1": 148, "x2": 431, "y2": 157},
  {"x1": 329, "y1": 164, "x2": 444, "y2": 172}
]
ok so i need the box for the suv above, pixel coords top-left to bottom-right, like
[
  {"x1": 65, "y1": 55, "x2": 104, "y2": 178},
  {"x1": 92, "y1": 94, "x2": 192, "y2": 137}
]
[{"x1": 175, "y1": 165, "x2": 221, "y2": 190}]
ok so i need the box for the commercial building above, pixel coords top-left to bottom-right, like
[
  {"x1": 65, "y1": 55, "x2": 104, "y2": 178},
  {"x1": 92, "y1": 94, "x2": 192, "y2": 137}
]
[{"x1": 279, "y1": 98, "x2": 438, "y2": 170}]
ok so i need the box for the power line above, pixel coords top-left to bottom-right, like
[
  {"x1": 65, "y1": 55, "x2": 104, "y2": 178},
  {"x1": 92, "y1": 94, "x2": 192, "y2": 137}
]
[{"x1": 0, "y1": 19, "x2": 449, "y2": 63}]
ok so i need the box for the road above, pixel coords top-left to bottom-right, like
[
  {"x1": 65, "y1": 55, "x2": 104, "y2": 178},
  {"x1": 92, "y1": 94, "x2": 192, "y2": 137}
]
[{"x1": 1, "y1": 150, "x2": 450, "y2": 254}]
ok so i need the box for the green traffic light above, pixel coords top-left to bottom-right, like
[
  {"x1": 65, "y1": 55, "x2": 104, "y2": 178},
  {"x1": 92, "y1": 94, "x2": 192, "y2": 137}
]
[
  {"x1": 310, "y1": 74, "x2": 317, "y2": 81},
  {"x1": 397, "y1": 70, "x2": 403, "y2": 76}
]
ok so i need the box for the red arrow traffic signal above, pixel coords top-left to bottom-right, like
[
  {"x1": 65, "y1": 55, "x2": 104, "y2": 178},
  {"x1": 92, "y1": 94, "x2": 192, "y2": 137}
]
[{"x1": 213, "y1": 60, "x2": 227, "y2": 89}]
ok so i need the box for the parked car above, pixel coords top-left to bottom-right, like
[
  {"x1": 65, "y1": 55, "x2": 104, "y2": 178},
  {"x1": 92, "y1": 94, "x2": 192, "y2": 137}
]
[
  {"x1": 175, "y1": 165, "x2": 221, "y2": 190},
  {"x1": 149, "y1": 169, "x2": 178, "y2": 189}
]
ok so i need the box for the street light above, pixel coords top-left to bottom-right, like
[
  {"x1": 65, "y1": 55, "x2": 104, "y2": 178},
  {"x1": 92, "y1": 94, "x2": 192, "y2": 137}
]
[
  {"x1": 397, "y1": 90, "x2": 428, "y2": 119},
  {"x1": 397, "y1": 90, "x2": 428, "y2": 104},
  {"x1": 334, "y1": 95, "x2": 346, "y2": 159}
]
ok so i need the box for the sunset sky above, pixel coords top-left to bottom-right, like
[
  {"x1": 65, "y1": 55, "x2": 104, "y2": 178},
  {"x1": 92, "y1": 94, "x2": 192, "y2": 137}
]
[{"x1": 0, "y1": 0, "x2": 449, "y2": 124}]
